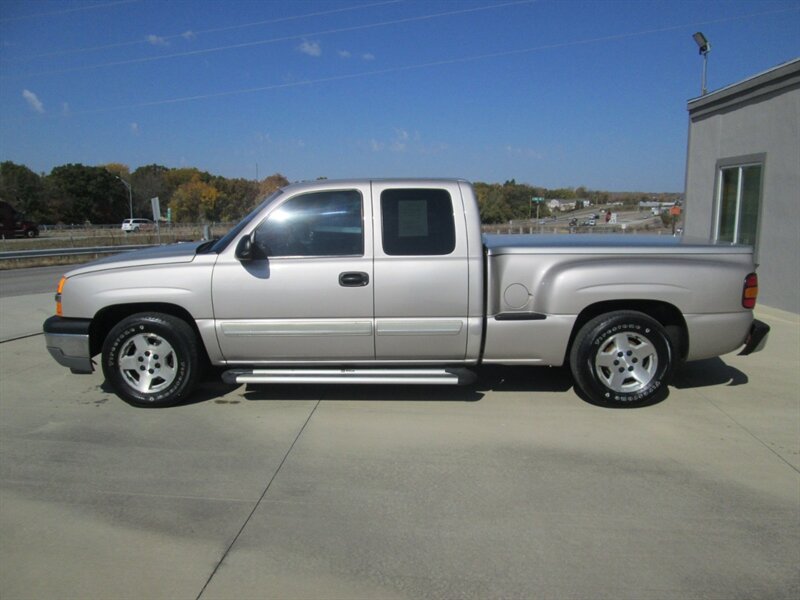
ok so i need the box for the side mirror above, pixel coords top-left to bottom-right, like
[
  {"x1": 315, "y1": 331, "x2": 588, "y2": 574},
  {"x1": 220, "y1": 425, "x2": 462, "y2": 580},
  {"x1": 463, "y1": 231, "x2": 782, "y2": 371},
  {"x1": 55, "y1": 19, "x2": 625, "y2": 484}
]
[{"x1": 235, "y1": 233, "x2": 258, "y2": 261}]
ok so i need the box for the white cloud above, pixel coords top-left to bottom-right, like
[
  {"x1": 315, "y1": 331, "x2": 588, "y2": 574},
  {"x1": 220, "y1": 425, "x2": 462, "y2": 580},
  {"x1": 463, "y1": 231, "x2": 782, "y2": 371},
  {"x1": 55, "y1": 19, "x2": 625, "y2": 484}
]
[
  {"x1": 338, "y1": 50, "x2": 352, "y2": 58},
  {"x1": 505, "y1": 145, "x2": 544, "y2": 160},
  {"x1": 298, "y1": 40, "x2": 321, "y2": 57},
  {"x1": 366, "y1": 129, "x2": 444, "y2": 155},
  {"x1": 362, "y1": 53, "x2": 375, "y2": 61},
  {"x1": 146, "y1": 34, "x2": 169, "y2": 46},
  {"x1": 181, "y1": 30, "x2": 196, "y2": 41},
  {"x1": 391, "y1": 129, "x2": 413, "y2": 152},
  {"x1": 130, "y1": 122, "x2": 140, "y2": 136},
  {"x1": 62, "y1": 102, "x2": 70, "y2": 116},
  {"x1": 22, "y1": 89, "x2": 44, "y2": 113}
]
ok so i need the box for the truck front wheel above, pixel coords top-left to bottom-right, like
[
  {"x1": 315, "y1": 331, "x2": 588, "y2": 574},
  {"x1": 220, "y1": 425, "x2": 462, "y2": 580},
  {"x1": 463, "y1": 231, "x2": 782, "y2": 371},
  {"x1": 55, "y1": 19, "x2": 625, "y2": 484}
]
[
  {"x1": 101, "y1": 313, "x2": 199, "y2": 408},
  {"x1": 569, "y1": 311, "x2": 674, "y2": 407}
]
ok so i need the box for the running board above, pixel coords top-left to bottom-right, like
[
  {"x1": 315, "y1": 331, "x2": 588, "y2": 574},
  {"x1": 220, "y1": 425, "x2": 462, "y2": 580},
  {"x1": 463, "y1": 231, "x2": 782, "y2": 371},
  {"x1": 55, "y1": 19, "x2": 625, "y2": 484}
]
[{"x1": 221, "y1": 367, "x2": 477, "y2": 386}]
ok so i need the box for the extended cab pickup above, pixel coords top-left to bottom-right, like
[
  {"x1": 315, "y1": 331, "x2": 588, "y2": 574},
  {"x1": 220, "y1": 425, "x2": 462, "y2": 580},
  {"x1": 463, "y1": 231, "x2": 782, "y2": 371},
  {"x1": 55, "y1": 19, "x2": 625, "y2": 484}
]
[{"x1": 43, "y1": 179, "x2": 769, "y2": 408}]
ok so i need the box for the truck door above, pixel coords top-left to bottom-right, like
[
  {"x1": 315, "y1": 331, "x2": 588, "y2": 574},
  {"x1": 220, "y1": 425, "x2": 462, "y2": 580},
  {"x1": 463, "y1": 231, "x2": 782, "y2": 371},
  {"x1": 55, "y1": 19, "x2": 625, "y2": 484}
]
[
  {"x1": 211, "y1": 184, "x2": 375, "y2": 363},
  {"x1": 371, "y1": 182, "x2": 470, "y2": 360}
]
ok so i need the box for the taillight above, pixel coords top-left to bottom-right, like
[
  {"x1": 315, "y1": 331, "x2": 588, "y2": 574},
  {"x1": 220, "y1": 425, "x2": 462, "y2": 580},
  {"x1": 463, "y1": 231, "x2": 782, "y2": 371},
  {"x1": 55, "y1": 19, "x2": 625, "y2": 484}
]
[
  {"x1": 55, "y1": 276, "x2": 66, "y2": 316},
  {"x1": 742, "y1": 273, "x2": 758, "y2": 309}
]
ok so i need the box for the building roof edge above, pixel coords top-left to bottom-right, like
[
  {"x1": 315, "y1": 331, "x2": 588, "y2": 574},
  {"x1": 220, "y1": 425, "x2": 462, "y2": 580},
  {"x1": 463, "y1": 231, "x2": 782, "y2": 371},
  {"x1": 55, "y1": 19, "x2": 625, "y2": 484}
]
[{"x1": 687, "y1": 57, "x2": 800, "y2": 113}]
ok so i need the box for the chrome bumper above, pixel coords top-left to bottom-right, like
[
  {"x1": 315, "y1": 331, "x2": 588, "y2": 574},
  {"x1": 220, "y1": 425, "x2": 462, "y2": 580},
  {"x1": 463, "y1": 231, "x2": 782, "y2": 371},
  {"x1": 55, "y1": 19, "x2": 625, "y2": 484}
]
[{"x1": 43, "y1": 316, "x2": 93, "y2": 374}]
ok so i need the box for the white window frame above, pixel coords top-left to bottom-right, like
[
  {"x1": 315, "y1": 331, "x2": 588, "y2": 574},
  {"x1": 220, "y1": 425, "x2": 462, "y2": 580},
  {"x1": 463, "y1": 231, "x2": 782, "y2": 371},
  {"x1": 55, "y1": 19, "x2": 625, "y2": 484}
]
[{"x1": 712, "y1": 154, "x2": 765, "y2": 248}]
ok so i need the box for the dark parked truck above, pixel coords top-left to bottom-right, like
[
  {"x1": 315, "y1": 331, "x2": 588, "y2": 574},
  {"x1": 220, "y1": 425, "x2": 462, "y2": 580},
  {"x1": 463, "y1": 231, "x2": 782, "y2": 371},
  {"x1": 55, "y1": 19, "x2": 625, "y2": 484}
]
[
  {"x1": 43, "y1": 179, "x2": 769, "y2": 408},
  {"x1": 0, "y1": 200, "x2": 39, "y2": 238}
]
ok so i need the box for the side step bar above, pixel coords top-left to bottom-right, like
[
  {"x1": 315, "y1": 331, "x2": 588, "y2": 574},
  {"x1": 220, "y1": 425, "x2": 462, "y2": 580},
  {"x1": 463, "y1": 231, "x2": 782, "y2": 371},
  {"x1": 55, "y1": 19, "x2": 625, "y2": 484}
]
[{"x1": 221, "y1": 367, "x2": 477, "y2": 386}]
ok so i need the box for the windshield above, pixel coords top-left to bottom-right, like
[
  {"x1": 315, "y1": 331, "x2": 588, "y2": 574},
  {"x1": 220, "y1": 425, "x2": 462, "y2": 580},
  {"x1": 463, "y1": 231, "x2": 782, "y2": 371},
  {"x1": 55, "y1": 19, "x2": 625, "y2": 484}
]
[{"x1": 205, "y1": 189, "x2": 284, "y2": 254}]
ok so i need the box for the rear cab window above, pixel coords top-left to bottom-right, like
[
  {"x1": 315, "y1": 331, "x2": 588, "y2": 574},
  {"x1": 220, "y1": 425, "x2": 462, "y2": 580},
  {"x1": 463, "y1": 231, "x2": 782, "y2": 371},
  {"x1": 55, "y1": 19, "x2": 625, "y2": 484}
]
[{"x1": 380, "y1": 188, "x2": 455, "y2": 256}]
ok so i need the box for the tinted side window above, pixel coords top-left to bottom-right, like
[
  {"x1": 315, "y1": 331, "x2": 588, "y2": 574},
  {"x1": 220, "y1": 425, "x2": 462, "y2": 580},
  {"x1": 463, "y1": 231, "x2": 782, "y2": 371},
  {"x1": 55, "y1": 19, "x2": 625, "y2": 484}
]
[
  {"x1": 381, "y1": 189, "x2": 455, "y2": 256},
  {"x1": 255, "y1": 190, "x2": 363, "y2": 257}
]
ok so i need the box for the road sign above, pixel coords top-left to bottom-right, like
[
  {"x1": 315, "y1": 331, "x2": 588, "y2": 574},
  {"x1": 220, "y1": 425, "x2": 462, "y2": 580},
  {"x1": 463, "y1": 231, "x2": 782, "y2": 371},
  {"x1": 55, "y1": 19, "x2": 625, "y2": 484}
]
[{"x1": 151, "y1": 196, "x2": 161, "y2": 221}]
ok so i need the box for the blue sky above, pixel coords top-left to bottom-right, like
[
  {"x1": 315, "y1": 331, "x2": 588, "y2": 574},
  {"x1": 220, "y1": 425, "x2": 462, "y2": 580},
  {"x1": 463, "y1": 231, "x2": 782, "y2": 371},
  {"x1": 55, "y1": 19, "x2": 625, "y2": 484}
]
[{"x1": 1, "y1": 0, "x2": 798, "y2": 191}]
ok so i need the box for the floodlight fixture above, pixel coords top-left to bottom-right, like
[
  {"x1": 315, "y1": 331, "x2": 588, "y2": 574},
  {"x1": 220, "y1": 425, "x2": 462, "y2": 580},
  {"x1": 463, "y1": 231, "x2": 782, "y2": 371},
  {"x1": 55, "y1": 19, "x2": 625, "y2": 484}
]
[
  {"x1": 693, "y1": 32, "x2": 711, "y2": 95},
  {"x1": 693, "y1": 32, "x2": 710, "y2": 55}
]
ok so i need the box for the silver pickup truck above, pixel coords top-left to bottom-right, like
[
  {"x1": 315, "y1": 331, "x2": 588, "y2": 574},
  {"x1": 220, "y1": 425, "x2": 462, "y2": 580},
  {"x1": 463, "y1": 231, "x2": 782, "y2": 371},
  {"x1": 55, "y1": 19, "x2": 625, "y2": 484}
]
[{"x1": 43, "y1": 179, "x2": 769, "y2": 408}]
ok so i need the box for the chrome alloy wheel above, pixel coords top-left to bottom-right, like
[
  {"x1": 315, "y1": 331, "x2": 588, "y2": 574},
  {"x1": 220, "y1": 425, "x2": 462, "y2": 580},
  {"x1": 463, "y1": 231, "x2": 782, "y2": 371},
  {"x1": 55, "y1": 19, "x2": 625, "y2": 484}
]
[
  {"x1": 117, "y1": 332, "x2": 178, "y2": 393},
  {"x1": 594, "y1": 331, "x2": 658, "y2": 393}
]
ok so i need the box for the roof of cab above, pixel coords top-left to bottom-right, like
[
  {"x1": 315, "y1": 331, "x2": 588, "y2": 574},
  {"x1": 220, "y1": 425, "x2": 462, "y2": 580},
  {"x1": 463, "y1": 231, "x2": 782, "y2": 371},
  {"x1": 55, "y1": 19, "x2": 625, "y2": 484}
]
[{"x1": 279, "y1": 178, "x2": 470, "y2": 194}]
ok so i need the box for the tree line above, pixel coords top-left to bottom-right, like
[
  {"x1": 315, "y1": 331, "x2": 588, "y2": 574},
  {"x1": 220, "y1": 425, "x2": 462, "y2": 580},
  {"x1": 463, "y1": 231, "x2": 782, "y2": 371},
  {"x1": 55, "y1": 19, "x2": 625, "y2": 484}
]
[
  {"x1": 0, "y1": 161, "x2": 289, "y2": 226},
  {"x1": 0, "y1": 161, "x2": 677, "y2": 226}
]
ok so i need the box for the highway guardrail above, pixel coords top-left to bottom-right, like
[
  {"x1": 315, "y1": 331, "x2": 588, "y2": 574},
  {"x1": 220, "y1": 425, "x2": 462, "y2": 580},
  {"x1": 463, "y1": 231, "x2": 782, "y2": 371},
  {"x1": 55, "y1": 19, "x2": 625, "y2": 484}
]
[{"x1": 0, "y1": 245, "x2": 154, "y2": 261}]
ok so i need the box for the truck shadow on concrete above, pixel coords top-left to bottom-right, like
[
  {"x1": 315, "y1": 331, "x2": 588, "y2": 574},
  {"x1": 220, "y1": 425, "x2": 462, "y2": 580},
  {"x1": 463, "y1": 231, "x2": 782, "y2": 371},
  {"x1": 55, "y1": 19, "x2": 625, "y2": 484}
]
[
  {"x1": 671, "y1": 357, "x2": 749, "y2": 389},
  {"x1": 239, "y1": 383, "x2": 485, "y2": 403},
  {"x1": 238, "y1": 365, "x2": 572, "y2": 404},
  {"x1": 158, "y1": 357, "x2": 749, "y2": 408}
]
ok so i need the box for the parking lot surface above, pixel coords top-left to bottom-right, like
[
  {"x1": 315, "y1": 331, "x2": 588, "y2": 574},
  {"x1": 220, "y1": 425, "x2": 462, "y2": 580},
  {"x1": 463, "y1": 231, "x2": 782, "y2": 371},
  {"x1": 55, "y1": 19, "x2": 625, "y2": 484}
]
[{"x1": 1, "y1": 296, "x2": 798, "y2": 599}]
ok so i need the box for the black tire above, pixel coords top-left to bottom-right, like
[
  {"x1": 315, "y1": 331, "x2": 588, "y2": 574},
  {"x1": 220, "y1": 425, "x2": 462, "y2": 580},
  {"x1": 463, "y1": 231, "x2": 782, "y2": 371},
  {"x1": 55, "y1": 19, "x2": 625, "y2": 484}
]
[
  {"x1": 569, "y1": 311, "x2": 674, "y2": 408},
  {"x1": 101, "y1": 313, "x2": 199, "y2": 408},
  {"x1": 26, "y1": 229, "x2": 37, "y2": 238}
]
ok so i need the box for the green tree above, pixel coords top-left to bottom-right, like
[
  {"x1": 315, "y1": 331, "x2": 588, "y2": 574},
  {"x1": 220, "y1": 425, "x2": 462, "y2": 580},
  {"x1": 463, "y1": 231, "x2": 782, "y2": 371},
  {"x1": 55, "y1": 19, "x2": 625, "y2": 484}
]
[
  {"x1": 546, "y1": 187, "x2": 577, "y2": 200},
  {"x1": 0, "y1": 161, "x2": 45, "y2": 220},
  {"x1": 214, "y1": 176, "x2": 259, "y2": 222},
  {"x1": 47, "y1": 164, "x2": 128, "y2": 224},
  {"x1": 475, "y1": 180, "x2": 552, "y2": 223},
  {"x1": 474, "y1": 182, "x2": 513, "y2": 223},
  {"x1": 131, "y1": 164, "x2": 170, "y2": 216}
]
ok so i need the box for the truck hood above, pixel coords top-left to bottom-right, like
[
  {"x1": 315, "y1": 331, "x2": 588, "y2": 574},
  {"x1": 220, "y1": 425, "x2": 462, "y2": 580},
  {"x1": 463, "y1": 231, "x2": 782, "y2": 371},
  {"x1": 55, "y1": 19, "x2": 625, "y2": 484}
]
[{"x1": 65, "y1": 242, "x2": 204, "y2": 277}]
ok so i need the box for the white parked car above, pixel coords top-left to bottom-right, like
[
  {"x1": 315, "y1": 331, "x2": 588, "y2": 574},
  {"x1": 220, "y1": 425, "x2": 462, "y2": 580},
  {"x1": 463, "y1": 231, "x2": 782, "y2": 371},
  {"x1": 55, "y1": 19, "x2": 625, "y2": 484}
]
[{"x1": 121, "y1": 218, "x2": 154, "y2": 232}]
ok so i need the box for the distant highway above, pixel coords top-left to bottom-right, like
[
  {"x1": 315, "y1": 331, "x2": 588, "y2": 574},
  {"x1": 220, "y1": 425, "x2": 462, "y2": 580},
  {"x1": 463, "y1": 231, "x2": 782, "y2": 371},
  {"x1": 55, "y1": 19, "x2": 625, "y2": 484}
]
[{"x1": 0, "y1": 264, "x2": 88, "y2": 298}]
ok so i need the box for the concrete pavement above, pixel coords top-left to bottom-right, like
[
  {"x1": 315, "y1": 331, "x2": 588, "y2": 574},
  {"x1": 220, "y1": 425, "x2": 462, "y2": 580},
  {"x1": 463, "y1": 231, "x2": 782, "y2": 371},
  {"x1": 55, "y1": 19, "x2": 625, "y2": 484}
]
[
  {"x1": 0, "y1": 301, "x2": 798, "y2": 599},
  {"x1": 0, "y1": 293, "x2": 53, "y2": 341}
]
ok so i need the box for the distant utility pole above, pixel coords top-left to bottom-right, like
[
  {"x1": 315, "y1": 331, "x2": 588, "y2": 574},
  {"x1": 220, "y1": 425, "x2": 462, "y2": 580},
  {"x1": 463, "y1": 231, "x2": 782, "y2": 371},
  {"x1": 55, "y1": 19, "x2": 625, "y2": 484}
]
[{"x1": 693, "y1": 32, "x2": 711, "y2": 95}]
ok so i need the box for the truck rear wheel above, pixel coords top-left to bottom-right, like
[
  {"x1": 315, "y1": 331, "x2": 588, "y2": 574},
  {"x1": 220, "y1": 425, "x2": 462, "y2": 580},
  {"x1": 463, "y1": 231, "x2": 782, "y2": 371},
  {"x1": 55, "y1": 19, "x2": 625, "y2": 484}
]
[
  {"x1": 101, "y1": 313, "x2": 199, "y2": 408},
  {"x1": 569, "y1": 311, "x2": 673, "y2": 407}
]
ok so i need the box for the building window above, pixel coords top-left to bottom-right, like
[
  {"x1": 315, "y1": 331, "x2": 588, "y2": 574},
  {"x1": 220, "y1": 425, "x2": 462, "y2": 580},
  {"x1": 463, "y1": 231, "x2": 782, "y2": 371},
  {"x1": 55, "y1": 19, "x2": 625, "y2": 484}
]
[
  {"x1": 715, "y1": 162, "x2": 762, "y2": 247},
  {"x1": 380, "y1": 189, "x2": 456, "y2": 256}
]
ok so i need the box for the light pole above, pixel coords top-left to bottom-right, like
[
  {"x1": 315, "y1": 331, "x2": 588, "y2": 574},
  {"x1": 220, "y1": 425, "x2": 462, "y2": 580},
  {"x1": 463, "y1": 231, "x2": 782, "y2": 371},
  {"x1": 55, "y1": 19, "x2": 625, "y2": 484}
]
[
  {"x1": 693, "y1": 32, "x2": 711, "y2": 95},
  {"x1": 531, "y1": 196, "x2": 543, "y2": 231},
  {"x1": 116, "y1": 176, "x2": 133, "y2": 220}
]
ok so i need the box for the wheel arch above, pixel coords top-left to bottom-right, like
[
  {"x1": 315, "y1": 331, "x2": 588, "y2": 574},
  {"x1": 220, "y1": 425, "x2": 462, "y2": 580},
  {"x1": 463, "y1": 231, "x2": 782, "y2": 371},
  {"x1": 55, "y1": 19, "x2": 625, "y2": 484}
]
[
  {"x1": 564, "y1": 300, "x2": 688, "y2": 365},
  {"x1": 90, "y1": 303, "x2": 206, "y2": 360}
]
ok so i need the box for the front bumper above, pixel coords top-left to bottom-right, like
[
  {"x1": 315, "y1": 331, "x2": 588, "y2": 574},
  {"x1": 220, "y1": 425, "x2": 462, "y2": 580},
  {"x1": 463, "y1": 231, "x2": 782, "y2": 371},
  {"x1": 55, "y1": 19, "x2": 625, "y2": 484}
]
[
  {"x1": 43, "y1": 316, "x2": 94, "y2": 373},
  {"x1": 738, "y1": 319, "x2": 770, "y2": 356}
]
